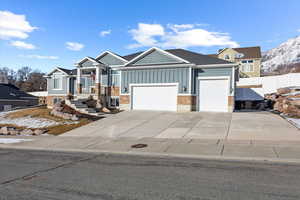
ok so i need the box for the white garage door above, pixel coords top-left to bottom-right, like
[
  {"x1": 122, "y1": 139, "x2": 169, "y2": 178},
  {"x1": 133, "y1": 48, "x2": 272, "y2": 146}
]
[
  {"x1": 199, "y1": 78, "x2": 229, "y2": 112},
  {"x1": 131, "y1": 85, "x2": 178, "y2": 111}
]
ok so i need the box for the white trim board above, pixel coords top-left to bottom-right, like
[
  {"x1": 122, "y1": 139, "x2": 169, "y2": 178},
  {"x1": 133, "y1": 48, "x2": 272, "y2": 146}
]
[
  {"x1": 95, "y1": 51, "x2": 128, "y2": 63},
  {"x1": 124, "y1": 47, "x2": 190, "y2": 67}
]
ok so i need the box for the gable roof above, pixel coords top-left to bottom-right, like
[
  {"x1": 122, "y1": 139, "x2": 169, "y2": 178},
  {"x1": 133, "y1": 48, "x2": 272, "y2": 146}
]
[
  {"x1": 122, "y1": 48, "x2": 233, "y2": 66},
  {"x1": 47, "y1": 67, "x2": 77, "y2": 76},
  {"x1": 0, "y1": 83, "x2": 38, "y2": 100},
  {"x1": 218, "y1": 46, "x2": 262, "y2": 59},
  {"x1": 76, "y1": 56, "x2": 103, "y2": 65},
  {"x1": 95, "y1": 51, "x2": 128, "y2": 63},
  {"x1": 124, "y1": 47, "x2": 191, "y2": 67}
]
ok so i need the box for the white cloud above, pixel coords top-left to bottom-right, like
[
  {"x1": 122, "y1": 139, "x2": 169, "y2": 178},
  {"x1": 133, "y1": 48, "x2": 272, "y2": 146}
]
[
  {"x1": 297, "y1": 29, "x2": 300, "y2": 32},
  {"x1": 19, "y1": 54, "x2": 59, "y2": 60},
  {"x1": 128, "y1": 23, "x2": 239, "y2": 49},
  {"x1": 127, "y1": 23, "x2": 165, "y2": 49},
  {"x1": 65, "y1": 42, "x2": 84, "y2": 51},
  {"x1": 10, "y1": 40, "x2": 36, "y2": 49},
  {"x1": 100, "y1": 29, "x2": 111, "y2": 37},
  {"x1": 0, "y1": 10, "x2": 37, "y2": 40}
]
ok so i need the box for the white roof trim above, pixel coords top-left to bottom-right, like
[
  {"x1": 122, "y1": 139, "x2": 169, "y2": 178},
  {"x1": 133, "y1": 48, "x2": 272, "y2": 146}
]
[
  {"x1": 124, "y1": 47, "x2": 190, "y2": 67},
  {"x1": 75, "y1": 56, "x2": 99, "y2": 65},
  {"x1": 117, "y1": 63, "x2": 195, "y2": 70},
  {"x1": 95, "y1": 51, "x2": 128, "y2": 63},
  {"x1": 47, "y1": 67, "x2": 69, "y2": 76}
]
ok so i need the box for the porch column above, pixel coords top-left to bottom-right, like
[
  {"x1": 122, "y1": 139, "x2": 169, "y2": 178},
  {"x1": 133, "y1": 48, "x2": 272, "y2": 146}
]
[
  {"x1": 95, "y1": 66, "x2": 101, "y2": 100},
  {"x1": 77, "y1": 67, "x2": 82, "y2": 94}
]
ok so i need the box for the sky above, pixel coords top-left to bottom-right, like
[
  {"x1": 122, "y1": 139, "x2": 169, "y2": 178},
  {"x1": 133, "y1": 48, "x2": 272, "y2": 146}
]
[{"x1": 1, "y1": 0, "x2": 300, "y2": 73}]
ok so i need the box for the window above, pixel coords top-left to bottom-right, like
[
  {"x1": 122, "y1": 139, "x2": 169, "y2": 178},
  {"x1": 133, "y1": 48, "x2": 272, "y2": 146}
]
[
  {"x1": 240, "y1": 60, "x2": 254, "y2": 72},
  {"x1": 53, "y1": 78, "x2": 61, "y2": 89},
  {"x1": 224, "y1": 54, "x2": 230, "y2": 60},
  {"x1": 110, "y1": 97, "x2": 119, "y2": 107},
  {"x1": 53, "y1": 97, "x2": 62, "y2": 105},
  {"x1": 80, "y1": 77, "x2": 86, "y2": 88}
]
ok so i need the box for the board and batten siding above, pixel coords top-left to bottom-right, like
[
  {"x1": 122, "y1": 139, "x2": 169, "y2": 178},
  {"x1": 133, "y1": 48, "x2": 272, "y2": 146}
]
[
  {"x1": 97, "y1": 54, "x2": 125, "y2": 66},
  {"x1": 132, "y1": 50, "x2": 183, "y2": 65},
  {"x1": 194, "y1": 67, "x2": 234, "y2": 95},
  {"x1": 81, "y1": 60, "x2": 95, "y2": 68},
  {"x1": 47, "y1": 72, "x2": 69, "y2": 95},
  {"x1": 121, "y1": 67, "x2": 190, "y2": 94}
]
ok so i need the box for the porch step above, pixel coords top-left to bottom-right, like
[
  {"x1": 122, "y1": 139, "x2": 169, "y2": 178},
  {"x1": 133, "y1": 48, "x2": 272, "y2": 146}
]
[{"x1": 67, "y1": 99, "x2": 99, "y2": 116}]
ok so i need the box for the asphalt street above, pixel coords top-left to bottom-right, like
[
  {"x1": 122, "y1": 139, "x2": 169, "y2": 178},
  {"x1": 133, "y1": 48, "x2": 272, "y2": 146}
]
[{"x1": 0, "y1": 149, "x2": 300, "y2": 200}]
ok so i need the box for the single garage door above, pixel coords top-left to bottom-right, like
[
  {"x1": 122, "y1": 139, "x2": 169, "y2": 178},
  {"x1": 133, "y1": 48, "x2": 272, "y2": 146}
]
[
  {"x1": 131, "y1": 84, "x2": 178, "y2": 111},
  {"x1": 199, "y1": 78, "x2": 229, "y2": 112}
]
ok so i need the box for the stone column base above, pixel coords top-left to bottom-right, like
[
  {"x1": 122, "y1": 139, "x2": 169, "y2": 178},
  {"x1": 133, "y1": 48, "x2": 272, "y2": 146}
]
[{"x1": 228, "y1": 96, "x2": 235, "y2": 112}]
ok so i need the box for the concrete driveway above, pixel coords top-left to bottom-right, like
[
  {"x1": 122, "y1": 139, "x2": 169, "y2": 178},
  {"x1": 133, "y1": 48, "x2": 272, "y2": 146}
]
[{"x1": 63, "y1": 111, "x2": 300, "y2": 142}]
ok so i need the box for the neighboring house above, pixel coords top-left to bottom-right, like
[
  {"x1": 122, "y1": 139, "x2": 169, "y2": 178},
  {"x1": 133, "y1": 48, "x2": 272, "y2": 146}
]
[
  {"x1": 209, "y1": 46, "x2": 262, "y2": 78},
  {"x1": 46, "y1": 47, "x2": 238, "y2": 112},
  {"x1": 0, "y1": 83, "x2": 38, "y2": 111},
  {"x1": 28, "y1": 91, "x2": 48, "y2": 105}
]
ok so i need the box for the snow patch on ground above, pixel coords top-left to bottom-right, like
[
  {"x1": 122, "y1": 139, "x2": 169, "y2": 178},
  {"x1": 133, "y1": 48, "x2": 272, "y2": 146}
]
[
  {"x1": 0, "y1": 110, "x2": 77, "y2": 129},
  {"x1": 0, "y1": 138, "x2": 33, "y2": 144}
]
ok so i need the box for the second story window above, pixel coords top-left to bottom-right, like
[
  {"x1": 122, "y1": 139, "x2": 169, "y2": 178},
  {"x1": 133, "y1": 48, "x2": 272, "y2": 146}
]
[
  {"x1": 224, "y1": 54, "x2": 230, "y2": 60},
  {"x1": 241, "y1": 60, "x2": 254, "y2": 72}
]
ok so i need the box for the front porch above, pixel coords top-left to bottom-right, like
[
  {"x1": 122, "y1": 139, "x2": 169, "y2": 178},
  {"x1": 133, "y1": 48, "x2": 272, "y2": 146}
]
[{"x1": 75, "y1": 57, "x2": 106, "y2": 100}]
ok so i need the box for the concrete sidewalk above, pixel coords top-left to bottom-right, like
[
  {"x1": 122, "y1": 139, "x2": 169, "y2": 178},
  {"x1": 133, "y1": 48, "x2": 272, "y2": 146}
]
[{"x1": 2, "y1": 135, "x2": 300, "y2": 163}]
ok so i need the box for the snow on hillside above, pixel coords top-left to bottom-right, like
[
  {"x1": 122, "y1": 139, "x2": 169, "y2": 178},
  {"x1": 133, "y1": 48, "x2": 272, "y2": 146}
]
[{"x1": 262, "y1": 36, "x2": 300, "y2": 72}]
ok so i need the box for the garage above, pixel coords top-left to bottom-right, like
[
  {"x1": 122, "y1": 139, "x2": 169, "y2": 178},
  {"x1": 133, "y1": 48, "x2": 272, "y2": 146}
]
[
  {"x1": 131, "y1": 84, "x2": 178, "y2": 111},
  {"x1": 199, "y1": 78, "x2": 229, "y2": 112}
]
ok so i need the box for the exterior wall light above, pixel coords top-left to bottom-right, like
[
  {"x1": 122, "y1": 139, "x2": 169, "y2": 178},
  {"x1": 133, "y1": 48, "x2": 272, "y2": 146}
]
[
  {"x1": 124, "y1": 87, "x2": 128, "y2": 92},
  {"x1": 183, "y1": 86, "x2": 187, "y2": 92}
]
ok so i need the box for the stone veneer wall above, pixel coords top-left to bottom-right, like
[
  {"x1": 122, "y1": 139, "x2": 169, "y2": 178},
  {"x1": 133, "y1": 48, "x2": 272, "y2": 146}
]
[
  {"x1": 228, "y1": 96, "x2": 235, "y2": 112},
  {"x1": 46, "y1": 96, "x2": 66, "y2": 108},
  {"x1": 107, "y1": 86, "x2": 120, "y2": 97},
  {"x1": 119, "y1": 95, "x2": 197, "y2": 112}
]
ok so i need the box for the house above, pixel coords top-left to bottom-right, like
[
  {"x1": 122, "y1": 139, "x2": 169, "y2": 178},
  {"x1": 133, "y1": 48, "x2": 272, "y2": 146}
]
[
  {"x1": 45, "y1": 47, "x2": 238, "y2": 112},
  {"x1": 0, "y1": 83, "x2": 39, "y2": 111},
  {"x1": 209, "y1": 46, "x2": 262, "y2": 78}
]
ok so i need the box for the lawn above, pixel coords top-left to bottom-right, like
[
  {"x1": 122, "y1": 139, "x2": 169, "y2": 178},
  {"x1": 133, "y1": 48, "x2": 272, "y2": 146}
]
[{"x1": 2, "y1": 106, "x2": 99, "y2": 135}]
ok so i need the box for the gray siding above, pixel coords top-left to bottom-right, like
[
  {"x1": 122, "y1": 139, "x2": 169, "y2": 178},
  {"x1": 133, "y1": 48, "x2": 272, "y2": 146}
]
[
  {"x1": 101, "y1": 71, "x2": 108, "y2": 86},
  {"x1": 98, "y1": 54, "x2": 125, "y2": 66},
  {"x1": 132, "y1": 50, "x2": 182, "y2": 65},
  {"x1": 121, "y1": 67, "x2": 189, "y2": 94},
  {"x1": 48, "y1": 72, "x2": 68, "y2": 95},
  {"x1": 111, "y1": 75, "x2": 120, "y2": 86},
  {"x1": 194, "y1": 67, "x2": 233, "y2": 95},
  {"x1": 81, "y1": 60, "x2": 94, "y2": 68}
]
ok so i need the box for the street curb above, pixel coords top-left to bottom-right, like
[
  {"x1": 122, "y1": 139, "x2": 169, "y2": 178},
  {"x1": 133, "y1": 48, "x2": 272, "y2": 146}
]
[{"x1": 2, "y1": 145, "x2": 300, "y2": 165}]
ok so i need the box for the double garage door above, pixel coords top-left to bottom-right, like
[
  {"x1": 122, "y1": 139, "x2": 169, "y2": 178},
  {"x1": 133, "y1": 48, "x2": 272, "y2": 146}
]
[{"x1": 130, "y1": 79, "x2": 229, "y2": 112}]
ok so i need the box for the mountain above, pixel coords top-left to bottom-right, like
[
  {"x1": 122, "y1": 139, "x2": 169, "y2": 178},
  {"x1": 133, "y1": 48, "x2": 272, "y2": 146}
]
[{"x1": 262, "y1": 36, "x2": 300, "y2": 74}]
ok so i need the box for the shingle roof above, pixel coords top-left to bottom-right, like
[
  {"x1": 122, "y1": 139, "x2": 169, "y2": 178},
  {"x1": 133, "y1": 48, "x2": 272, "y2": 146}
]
[
  {"x1": 165, "y1": 49, "x2": 233, "y2": 65},
  {"x1": 216, "y1": 46, "x2": 262, "y2": 59},
  {"x1": 122, "y1": 48, "x2": 233, "y2": 65},
  {"x1": 56, "y1": 67, "x2": 77, "y2": 75},
  {"x1": 122, "y1": 51, "x2": 143, "y2": 61},
  {"x1": 232, "y1": 46, "x2": 261, "y2": 59},
  {"x1": 0, "y1": 84, "x2": 38, "y2": 100}
]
